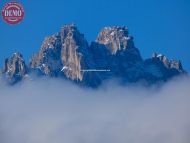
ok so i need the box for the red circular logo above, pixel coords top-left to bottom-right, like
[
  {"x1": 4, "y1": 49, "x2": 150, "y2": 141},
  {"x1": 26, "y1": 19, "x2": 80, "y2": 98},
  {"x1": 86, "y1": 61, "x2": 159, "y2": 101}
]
[{"x1": 1, "y1": 2, "x2": 24, "y2": 24}]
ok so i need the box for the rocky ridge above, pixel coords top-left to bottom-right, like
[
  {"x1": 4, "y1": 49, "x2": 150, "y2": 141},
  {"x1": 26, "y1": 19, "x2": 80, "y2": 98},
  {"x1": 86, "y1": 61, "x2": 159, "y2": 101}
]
[{"x1": 0, "y1": 24, "x2": 186, "y2": 86}]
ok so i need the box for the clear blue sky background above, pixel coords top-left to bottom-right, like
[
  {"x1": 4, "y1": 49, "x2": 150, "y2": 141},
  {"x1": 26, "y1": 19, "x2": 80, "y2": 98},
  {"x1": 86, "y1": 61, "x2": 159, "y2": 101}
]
[{"x1": 0, "y1": 0, "x2": 190, "y2": 71}]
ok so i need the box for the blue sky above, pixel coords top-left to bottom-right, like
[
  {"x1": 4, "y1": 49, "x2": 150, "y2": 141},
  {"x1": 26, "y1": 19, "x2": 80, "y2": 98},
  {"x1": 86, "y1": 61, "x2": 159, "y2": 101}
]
[{"x1": 0, "y1": 0, "x2": 190, "y2": 71}]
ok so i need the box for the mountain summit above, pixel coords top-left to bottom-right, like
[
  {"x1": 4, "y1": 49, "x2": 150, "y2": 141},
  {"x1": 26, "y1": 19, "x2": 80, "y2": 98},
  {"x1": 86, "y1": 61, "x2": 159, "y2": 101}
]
[
  {"x1": 1, "y1": 52, "x2": 28, "y2": 84},
  {"x1": 30, "y1": 24, "x2": 89, "y2": 81},
  {"x1": 0, "y1": 24, "x2": 187, "y2": 87}
]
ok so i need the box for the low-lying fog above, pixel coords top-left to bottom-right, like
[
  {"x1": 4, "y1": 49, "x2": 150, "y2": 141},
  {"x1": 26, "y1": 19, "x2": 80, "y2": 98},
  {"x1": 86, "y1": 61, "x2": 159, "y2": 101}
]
[{"x1": 0, "y1": 76, "x2": 189, "y2": 143}]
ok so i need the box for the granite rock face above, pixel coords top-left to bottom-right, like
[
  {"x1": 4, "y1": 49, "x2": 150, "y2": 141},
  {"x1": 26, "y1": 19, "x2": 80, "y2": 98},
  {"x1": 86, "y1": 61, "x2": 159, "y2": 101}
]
[
  {"x1": 30, "y1": 24, "x2": 90, "y2": 81},
  {"x1": 30, "y1": 33, "x2": 62, "y2": 76},
  {"x1": 2, "y1": 52, "x2": 28, "y2": 84},
  {"x1": 97, "y1": 26, "x2": 132, "y2": 54},
  {"x1": 0, "y1": 24, "x2": 187, "y2": 86}
]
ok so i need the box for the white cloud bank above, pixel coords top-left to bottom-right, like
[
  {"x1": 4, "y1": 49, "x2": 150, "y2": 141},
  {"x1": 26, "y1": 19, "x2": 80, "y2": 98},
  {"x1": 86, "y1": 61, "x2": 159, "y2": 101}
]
[{"x1": 0, "y1": 76, "x2": 190, "y2": 143}]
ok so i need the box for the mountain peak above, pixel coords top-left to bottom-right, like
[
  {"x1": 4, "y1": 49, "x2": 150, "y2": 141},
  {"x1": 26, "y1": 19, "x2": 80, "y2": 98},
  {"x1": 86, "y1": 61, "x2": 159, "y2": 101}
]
[
  {"x1": 96, "y1": 26, "x2": 134, "y2": 54},
  {"x1": 30, "y1": 24, "x2": 89, "y2": 81},
  {"x1": 2, "y1": 52, "x2": 27, "y2": 84}
]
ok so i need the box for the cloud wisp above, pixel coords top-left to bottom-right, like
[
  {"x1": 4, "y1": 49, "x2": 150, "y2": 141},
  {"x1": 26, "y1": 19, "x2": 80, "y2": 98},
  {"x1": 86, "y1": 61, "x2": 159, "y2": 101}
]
[{"x1": 0, "y1": 76, "x2": 190, "y2": 143}]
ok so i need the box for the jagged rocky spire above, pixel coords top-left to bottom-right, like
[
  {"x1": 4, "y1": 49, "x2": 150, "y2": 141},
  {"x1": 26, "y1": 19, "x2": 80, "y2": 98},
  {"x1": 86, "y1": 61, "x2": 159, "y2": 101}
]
[
  {"x1": 97, "y1": 26, "x2": 133, "y2": 54},
  {"x1": 30, "y1": 24, "x2": 89, "y2": 81},
  {"x1": 2, "y1": 52, "x2": 28, "y2": 84}
]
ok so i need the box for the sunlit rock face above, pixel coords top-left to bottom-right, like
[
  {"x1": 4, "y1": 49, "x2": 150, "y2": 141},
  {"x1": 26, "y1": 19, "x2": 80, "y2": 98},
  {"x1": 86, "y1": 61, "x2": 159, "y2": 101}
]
[
  {"x1": 60, "y1": 24, "x2": 89, "y2": 81},
  {"x1": 30, "y1": 33, "x2": 62, "y2": 76},
  {"x1": 96, "y1": 26, "x2": 137, "y2": 54},
  {"x1": 30, "y1": 24, "x2": 89, "y2": 81}
]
